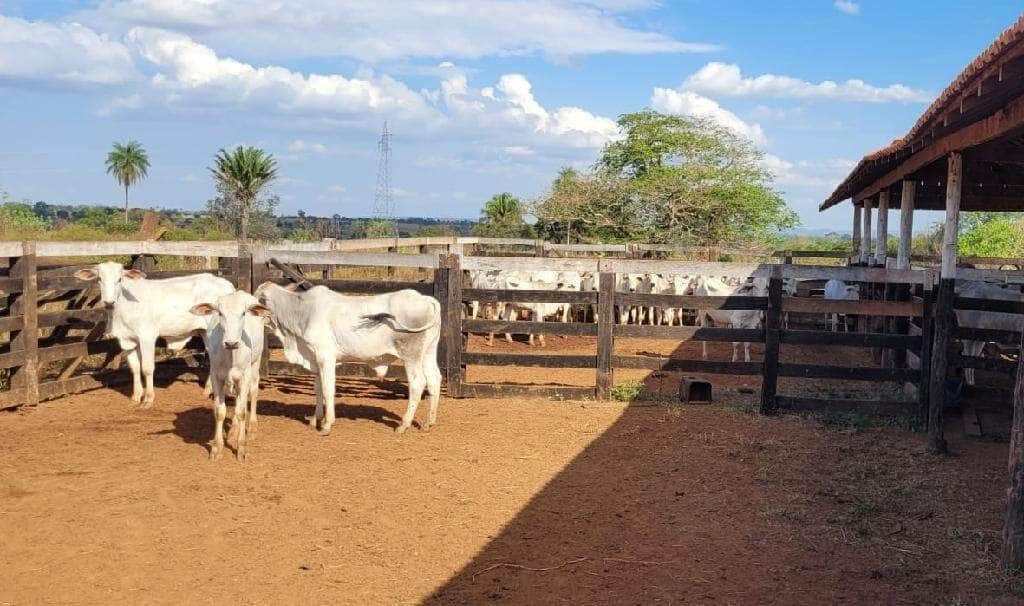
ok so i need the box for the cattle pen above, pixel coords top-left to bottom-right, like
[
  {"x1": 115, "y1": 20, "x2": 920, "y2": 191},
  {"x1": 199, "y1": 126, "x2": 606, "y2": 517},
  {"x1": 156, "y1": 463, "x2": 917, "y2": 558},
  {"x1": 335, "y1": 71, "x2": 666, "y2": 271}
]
[{"x1": 1, "y1": 236, "x2": 1023, "y2": 602}]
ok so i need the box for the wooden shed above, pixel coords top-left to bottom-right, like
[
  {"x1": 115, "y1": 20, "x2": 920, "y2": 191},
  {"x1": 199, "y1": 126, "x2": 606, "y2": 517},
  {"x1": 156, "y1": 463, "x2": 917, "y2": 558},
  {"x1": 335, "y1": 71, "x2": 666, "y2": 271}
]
[{"x1": 821, "y1": 14, "x2": 1024, "y2": 569}]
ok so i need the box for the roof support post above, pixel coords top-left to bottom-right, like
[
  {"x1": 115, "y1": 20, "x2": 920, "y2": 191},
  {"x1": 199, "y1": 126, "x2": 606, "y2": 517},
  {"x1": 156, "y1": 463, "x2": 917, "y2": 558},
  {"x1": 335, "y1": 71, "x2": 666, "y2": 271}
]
[
  {"x1": 942, "y1": 152, "x2": 962, "y2": 280},
  {"x1": 852, "y1": 203, "x2": 862, "y2": 263},
  {"x1": 897, "y1": 180, "x2": 916, "y2": 269},
  {"x1": 875, "y1": 190, "x2": 889, "y2": 266},
  {"x1": 861, "y1": 198, "x2": 873, "y2": 265}
]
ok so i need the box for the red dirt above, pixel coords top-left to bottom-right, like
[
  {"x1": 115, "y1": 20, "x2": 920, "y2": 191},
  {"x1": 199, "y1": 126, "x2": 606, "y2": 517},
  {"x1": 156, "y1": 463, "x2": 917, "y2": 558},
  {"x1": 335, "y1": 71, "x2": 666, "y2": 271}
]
[{"x1": 1, "y1": 373, "x2": 1021, "y2": 605}]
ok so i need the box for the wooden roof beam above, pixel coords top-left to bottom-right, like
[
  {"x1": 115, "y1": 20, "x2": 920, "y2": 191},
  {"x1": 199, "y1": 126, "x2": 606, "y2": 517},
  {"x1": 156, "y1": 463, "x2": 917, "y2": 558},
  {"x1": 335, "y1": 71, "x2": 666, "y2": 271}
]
[{"x1": 854, "y1": 93, "x2": 1024, "y2": 202}]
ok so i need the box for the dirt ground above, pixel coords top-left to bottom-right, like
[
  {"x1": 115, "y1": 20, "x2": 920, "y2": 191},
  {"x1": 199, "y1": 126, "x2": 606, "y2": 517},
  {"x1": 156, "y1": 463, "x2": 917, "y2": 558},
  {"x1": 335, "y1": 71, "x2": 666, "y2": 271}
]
[{"x1": 1, "y1": 369, "x2": 1021, "y2": 605}]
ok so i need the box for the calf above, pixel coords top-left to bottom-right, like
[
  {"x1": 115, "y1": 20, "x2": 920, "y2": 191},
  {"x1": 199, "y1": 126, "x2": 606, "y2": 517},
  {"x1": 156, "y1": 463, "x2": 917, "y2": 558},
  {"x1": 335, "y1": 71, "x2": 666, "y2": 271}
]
[
  {"x1": 190, "y1": 290, "x2": 269, "y2": 461},
  {"x1": 255, "y1": 282, "x2": 442, "y2": 435},
  {"x1": 824, "y1": 279, "x2": 860, "y2": 332},
  {"x1": 75, "y1": 262, "x2": 234, "y2": 407}
]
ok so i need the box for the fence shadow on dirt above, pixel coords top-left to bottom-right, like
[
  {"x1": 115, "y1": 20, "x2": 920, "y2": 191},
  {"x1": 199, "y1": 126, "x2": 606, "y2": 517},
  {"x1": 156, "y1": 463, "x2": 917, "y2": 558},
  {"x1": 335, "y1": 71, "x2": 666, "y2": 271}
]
[{"x1": 422, "y1": 402, "x2": 786, "y2": 605}]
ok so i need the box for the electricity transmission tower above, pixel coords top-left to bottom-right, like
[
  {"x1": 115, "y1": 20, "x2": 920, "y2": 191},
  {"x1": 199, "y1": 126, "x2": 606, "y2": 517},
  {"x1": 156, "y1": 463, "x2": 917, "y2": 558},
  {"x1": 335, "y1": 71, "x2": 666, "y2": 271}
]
[{"x1": 371, "y1": 121, "x2": 397, "y2": 235}]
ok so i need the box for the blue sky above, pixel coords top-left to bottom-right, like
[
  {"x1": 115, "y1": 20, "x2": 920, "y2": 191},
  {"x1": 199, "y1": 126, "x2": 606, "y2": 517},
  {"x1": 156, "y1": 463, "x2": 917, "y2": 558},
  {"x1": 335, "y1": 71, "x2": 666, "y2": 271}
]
[{"x1": 0, "y1": 1, "x2": 1021, "y2": 230}]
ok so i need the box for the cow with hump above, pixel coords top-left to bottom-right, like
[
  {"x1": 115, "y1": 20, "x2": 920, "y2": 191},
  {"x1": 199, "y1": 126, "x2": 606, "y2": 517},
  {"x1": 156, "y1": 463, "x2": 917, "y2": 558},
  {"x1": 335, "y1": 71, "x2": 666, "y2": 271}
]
[
  {"x1": 255, "y1": 281, "x2": 443, "y2": 435},
  {"x1": 75, "y1": 261, "x2": 234, "y2": 408},
  {"x1": 190, "y1": 290, "x2": 270, "y2": 461}
]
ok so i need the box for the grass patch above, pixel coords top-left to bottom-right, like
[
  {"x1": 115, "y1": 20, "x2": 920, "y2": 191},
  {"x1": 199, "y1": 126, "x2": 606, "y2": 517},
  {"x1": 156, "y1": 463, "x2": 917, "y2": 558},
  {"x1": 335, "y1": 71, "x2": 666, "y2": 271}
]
[{"x1": 610, "y1": 379, "x2": 644, "y2": 402}]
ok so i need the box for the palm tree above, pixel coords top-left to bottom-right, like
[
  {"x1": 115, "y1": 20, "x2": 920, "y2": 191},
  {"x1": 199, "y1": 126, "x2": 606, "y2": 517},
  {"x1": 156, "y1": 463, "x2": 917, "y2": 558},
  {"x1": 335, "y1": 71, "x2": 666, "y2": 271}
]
[
  {"x1": 208, "y1": 146, "x2": 278, "y2": 241},
  {"x1": 105, "y1": 141, "x2": 150, "y2": 223},
  {"x1": 481, "y1": 192, "x2": 523, "y2": 225}
]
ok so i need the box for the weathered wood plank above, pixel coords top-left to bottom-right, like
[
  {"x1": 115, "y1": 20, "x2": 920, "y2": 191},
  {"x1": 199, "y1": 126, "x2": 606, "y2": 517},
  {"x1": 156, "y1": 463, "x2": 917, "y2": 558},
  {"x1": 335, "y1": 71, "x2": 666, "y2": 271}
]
[
  {"x1": 782, "y1": 297, "x2": 924, "y2": 317},
  {"x1": 596, "y1": 272, "x2": 614, "y2": 400},
  {"x1": 612, "y1": 354, "x2": 763, "y2": 375},
  {"x1": 461, "y1": 256, "x2": 599, "y2": 272},
  {"x1": 614, "y1": 325, "x2": 763, "y2": 342},
  {"x1": 462, "y1": 352, "x2": 597, "y2": 368},
  {"x1": 35, "y1": 240, "x2": 239, "y2": 257},
  {"x1": 37, "y1": 308, "x2": 106, "y2": 328},
  {"x1": 0, "y1": 315, "x2": 24, "y2": 333},
  {"x1": 780, "y1": 330, "x2": 921, "y2": 349},
  {"x1": 760, "y1": 273, "x2": 782, "y2": 414},
  {"x1": 778, "y1": 363, "x2": 921, "y2": 382},
  {"x1": 954, "y1": 326, "x2": 1022, "y2": 345},
  {"x1": 463, "y1": 319, "x2": 598, "y2": 336},
  {"x1": 955, "y1": 296, "x2": 1024, "y2": 315},
  {"x1": 269, "y1": 250, "x2": 439, "y2": 268},
  {"x1": 462, "y1": 288, "x2": 598, "y2": 304},
  {"x1": 951, "y1": 354, "x2": 1018, "y2": 374},
  {"x1": 37, "y1": 339, "x2": 120, "y2": 364},
  {"x1": 0, "y1": 350, "x2": 27, "y2": 370},
  {"x1": 616, "y1": 293, "x2": 768, "y2": 310}
]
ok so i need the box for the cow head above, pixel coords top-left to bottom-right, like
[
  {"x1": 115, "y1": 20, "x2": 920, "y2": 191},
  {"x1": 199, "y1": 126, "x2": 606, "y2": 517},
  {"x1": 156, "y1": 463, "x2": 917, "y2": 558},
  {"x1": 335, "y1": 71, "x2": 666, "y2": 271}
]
[
  {"x1": 74, "y1": 261, "x2": 146, "y2": 309},
  {"x1": 191, "y1": 290, "x2": 270, "y2": 350}
]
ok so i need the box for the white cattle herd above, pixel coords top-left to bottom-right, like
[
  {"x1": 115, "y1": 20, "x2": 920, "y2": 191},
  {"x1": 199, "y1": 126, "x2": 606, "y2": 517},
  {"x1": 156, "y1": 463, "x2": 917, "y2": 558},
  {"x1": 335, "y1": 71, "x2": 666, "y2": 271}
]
[{"x1": 70, "y1": 261, "x2": 1022, "y2": 461}]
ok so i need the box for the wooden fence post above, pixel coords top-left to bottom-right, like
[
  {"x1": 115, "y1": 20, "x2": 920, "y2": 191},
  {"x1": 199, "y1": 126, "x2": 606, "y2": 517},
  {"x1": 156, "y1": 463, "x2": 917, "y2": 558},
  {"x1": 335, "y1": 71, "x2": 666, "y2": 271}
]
[
  {"x1": 433, "y1": 258, "x2": 448, "y2": 376},
  {"x1": 236, "y1": 243, "x2": 253, "y2": 292},
  {"x1": 927, "y1": 278, "x2": 953, "y2": 454},
  {"x1": 250, "y1": 244, "x2": 270, "y2": 376},
  {"x1": 438, "y1": 253, "x2": 463, "y2": 398},
  {"x1": 387, "y1": 246, "x2": 397, "y2": 278},
  {"x1": 759, "y1": 268, "x2": 782, "y2": 414},
  {"x1": 10, "y1": 243, "x2": 38, "y2": 406},
  {"x1": 917, "y1": 279, "x2": 934, "y2": 427},
  {"x1": 1001, "y1": 326, "x2": 1024, "y2": 569},
  {"x1": 596, "y1": 272, "x2": 615, "y2": 400}
]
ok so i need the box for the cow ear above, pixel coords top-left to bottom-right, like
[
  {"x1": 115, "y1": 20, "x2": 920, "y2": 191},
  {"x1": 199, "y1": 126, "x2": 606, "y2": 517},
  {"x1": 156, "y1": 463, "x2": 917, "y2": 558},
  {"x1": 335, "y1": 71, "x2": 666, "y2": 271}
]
[
  {"x1": 248, "y1": 304, "x2": 271, "y2": 317},
  {"x1": 124, "y1": 269, "x2": 146, "y2": 280},
  {"x1": 283, "y1": 282, "x2": 300, "y2": 292},
  {"x1": 190, "y1": 303, "x2": 216, "y2": 316},
  {"x1": 74, "y1": 268, "x2": 97, "y2": 281}
]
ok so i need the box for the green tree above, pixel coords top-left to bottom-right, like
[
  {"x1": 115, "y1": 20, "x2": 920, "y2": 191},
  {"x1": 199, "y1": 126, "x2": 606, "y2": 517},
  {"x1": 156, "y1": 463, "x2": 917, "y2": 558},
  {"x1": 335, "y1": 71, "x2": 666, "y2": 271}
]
[
  {"x1": 105, "y1": 140, "x2": 150, "y2": 224},
  {"x1": 473, "y1": 192, "x2": 531, "y2": 238},
  {"x1": 534, "y1": 110, "x2": 798, "y2": 253},
  {"x1": 208, "y1": 146, "x2": 279, "y2": 240},
  {"x1": 350, "y1": 219, "x2": 397, "y2": 239}
]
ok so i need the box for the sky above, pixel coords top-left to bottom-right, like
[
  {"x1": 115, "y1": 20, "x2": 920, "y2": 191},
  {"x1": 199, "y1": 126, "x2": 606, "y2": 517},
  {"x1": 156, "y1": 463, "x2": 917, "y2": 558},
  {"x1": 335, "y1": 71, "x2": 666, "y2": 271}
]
[{"x1": 0, "y1": 1, "x2": 1021, "y2": 230}]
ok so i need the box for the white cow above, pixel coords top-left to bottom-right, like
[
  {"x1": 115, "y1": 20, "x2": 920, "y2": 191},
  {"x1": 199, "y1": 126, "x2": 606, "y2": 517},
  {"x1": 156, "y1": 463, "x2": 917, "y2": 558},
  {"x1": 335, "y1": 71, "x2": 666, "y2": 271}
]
[
  {"x1": 782, "y1": 278, "x2": 798, "y2": 329},
  {"x1": 955, "y1": 281, "x2": 1024, "y2": 385},
  {"x1": 694, "y1": 276, "x2": 767, "y2": 362},
  {"x1": 75, "y1": 262, "x2": 234, "y2": 408},
  {"x1": 499, "y1": 272, "x2": 566, "y2": 347},
  {"x1": 824, "y1": 279, "x2": 860, "y2": 332},
  {"x1": 616, "y1": 273, "x2": 644, "y2": 324},
  {"x1": 189, "y1": 290, "x2": 269, "y2": 461},
  {"x1": 255, "y1": 282, "x2": 442, "y2": 435}
]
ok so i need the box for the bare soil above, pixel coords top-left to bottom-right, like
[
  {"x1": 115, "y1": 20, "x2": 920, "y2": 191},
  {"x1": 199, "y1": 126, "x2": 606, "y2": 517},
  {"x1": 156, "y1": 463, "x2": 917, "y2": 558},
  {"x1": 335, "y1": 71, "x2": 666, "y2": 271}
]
[{"x1": 1, "y1": 371, "x2": 1021, "y2": 605}]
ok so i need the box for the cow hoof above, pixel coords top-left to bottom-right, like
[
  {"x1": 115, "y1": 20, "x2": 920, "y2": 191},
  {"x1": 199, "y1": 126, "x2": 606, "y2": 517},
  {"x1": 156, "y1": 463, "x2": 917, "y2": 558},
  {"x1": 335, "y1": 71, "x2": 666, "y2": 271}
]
[
  {"x1": 209, "y1": 447, "x2": 223, "y2": 461},
  {"x1": 317, "y1": 425, "x2": 333, "y2": 437},
  {"x1": 394, "y1": 424, "x2": 409, "y2": 434},
  {"x1": 236, "y1": 449, "x2": 247, "y2": 462}
]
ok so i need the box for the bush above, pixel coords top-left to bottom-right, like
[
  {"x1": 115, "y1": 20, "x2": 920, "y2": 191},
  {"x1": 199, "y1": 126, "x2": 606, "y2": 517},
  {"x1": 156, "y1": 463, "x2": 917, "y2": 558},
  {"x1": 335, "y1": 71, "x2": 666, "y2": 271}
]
[{"x1": 610, "y1": 379, "x2": 644, "y2": 402}]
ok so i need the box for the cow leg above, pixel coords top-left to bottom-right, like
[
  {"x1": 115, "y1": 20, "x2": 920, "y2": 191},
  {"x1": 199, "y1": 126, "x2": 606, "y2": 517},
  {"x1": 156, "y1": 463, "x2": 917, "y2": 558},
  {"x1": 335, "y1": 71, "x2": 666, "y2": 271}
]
[
  {"x1": 233, "y1": 378, "x2": 250, "y2": 460},
  {"x1": 209, "y1": 379, "x2": 227, "y2": 461},
  {"x1": 125, "y1": 347, "x2": 143, "y2": 404},
  {"x1": 310, "y1": 371, "x2": 324, "y2": 430},
  {"x1": 396, "y1": 363, "x2": 426, "y2": 434},
  {"x1": 317, "y1": 357, "x2": 337, "y2": 436},
  {"x1": 424, "y1": 353, "x2": 442, "y2": 430},
  {"x1": 504, "y1": 307, "x2": 516, "y2": 344},
  {"x1": 831, "y1": 312, "x2": 838, "y2": 332},
  {"x1": 246, "y1": 374, "x2": 259, "y2": 443},
  {"x1": 139, "y1": 339, "x2": 157, "y2": 408}
]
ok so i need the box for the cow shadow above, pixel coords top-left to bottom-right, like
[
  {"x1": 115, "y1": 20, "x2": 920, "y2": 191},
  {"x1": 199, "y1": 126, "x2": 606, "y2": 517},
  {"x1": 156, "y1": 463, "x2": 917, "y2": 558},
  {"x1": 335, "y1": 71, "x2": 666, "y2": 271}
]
[{"x1": 258, "y1": 399, "x2": 403, "y2": 430}]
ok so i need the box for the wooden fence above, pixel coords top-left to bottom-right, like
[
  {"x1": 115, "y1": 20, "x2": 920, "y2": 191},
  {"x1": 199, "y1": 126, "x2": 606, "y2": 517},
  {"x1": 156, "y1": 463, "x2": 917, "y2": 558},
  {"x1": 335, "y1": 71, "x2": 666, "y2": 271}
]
[{"x1": 0, "y1": 238, "x2": 1018, "y2": 443}]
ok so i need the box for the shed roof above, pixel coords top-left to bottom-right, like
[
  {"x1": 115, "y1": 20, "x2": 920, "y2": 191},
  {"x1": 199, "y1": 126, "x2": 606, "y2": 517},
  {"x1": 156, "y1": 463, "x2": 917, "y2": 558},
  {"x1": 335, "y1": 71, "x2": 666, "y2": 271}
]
[{"x1": 821, "y1": 14, "x2": 1024, "y2": 211}]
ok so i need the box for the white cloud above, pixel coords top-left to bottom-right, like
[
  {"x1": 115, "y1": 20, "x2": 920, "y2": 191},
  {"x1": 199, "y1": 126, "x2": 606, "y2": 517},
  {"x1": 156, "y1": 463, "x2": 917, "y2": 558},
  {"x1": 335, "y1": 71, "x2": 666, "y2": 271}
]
[
  {"x1": 125, "y1": 27, "x2": 436, "y2": 119},
  {"x1": 440, "y1": 72, "x2": 620, "y2": 148},
  {"x1": 0, "y1": 15, "x2": 136, "y2": 87},
  {"x1": 762, "y1": 154, "x2": 855, "y2": 188},
  {"x1": 650, "y1": 88, "x2": 767, "y2": 146},
  {"x1": 287, "y1": 140, "x2": 329, "y2": 155},
  {"x1": 683, "y1": 62, "x2": 932, "y2": 103},
  {"x1": 834, "y1": 0, "x2": 861, "y2": 15},
  {"x1": 503, "y1": 145, "x2": 535, "y2": 156},
  {"x1": 86, "y1": 0, "x2": 720, "y2": 63}
]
